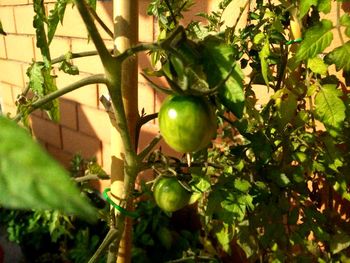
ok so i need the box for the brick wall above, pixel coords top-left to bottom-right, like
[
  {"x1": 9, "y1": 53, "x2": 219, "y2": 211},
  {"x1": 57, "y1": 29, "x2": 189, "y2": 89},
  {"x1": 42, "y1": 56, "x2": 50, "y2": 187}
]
[
  {"x1": 2, "y1": 0, "x2": 344, "y2": 178},
  {"x1": 0, "y1": 0, "x2": 243, "y2": 177}
]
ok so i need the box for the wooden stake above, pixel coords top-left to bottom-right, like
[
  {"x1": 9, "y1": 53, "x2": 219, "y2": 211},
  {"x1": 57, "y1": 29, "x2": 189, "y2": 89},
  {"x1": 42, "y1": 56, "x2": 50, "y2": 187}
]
[{"x1": 111, "y1": 1, "x2": 139, "y2": 262}]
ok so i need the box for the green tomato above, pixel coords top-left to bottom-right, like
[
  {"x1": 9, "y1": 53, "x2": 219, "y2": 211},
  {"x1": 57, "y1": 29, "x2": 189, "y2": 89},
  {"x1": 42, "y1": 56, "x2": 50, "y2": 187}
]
[
  {"x1": 158, "y1": 95, "x2": 217, "y2": 153},
  {"x1": 153, "y1": 177, "x2": 191, "y2": 212}
]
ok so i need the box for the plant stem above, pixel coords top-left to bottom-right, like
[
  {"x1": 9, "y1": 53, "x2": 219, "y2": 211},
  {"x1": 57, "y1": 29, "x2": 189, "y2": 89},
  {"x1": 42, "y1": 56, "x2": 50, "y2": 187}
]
[
  {"x1": 336, "y1": 1, "x2": 345, "y2": 45},
  {"x1": 116, "y1": 43, "x2": 160, "y2": 62},
  {"x1": 51, "y1": 50, "x2": 112, "y2": 65},
  {"x1": 14, "y1": 74, "x2": 107, "y2": 122},
  {"x1": 138, "y1": 134, "x2": 162, "y2": 161},
  {"x1": 87, "y1": 3, "x2": 114, "y2": 39},
  {"x1": 74, "y1": 0, "x2": 113, "y2": 67},
  {"x1": 75, "y1": 173, "x2": 109, "y2": 183},
  {"x1": 88, "y1": 228, "x2": 119, "y2": 263}
]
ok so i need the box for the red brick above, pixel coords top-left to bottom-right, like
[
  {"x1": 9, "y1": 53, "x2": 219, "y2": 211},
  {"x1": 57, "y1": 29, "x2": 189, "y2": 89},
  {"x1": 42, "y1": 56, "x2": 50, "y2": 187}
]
[
  {"x1": 1, "y1": 102, "x2": 17, "y2": 117},
  {"x1": 54, "y1": 71, "x2": 99, "y2": 107},
  {"x1": 0, "y1": 36, "x2": 7, "y2": 58},
  {"x1": 102, "y1": 142, "x2": 111, "y2": 175},
  {"x1": 139, "y1": 0, "x2": 154, "y2": 42},
  {"x1": 61, "y1": 126, "x2": 102, "y2": 162},
  {"x1": 0, "y1": 0, "x2": 28, "y2": 5},
  {"x1": 59, "y1": 98, "x2": 78, "y2": 130},
  {"x1": 0, "y1": 82, "x2": 14, "y2": 105},
  {"x1": 11, "y1": 85, "x2": 24, "y2": 102},
  {"x1": 13, "y1": 5, "x2": 36, "y2": 35},
  {"x1": 0, "y1": 7, "x2": 16, "y2": 33},
  {"x1": 35, "y1": 37, "x2": 71, "y2": 61},
  {"x1": 46, "y1": 144, "x2": 74, "y2": 169},
  {"x1": 138, "y1": 82, "x2": 155, "y2": 117},
  {"x1": 31, "y1": 115, "x2": 62, "y2": 148},
  {"x1": 77, "y1": 104, "x2": 111, "y2": 143},
  {"x1": 52, "y1": 3, "x2": 88, "y2": 39},
  {"x1": 0, "y1": 59, "x2": 24, "y2": 87},
  {"x1": 138, "y1": 122, "x2": 180, "y2": 157},
  {"x1": 70, "y1": 38, "x2": 111, "y2": 74},
  {"x1": 5, "y1": 34, "x2": 35, "y2": 62},
  {"x1": 95, "y1": 1, "x2": 114, "y2": 40}
]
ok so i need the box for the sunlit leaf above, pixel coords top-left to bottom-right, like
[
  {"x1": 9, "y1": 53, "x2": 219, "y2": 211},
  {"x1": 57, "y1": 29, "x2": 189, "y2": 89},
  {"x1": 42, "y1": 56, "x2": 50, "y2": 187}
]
[
  {"x1": 48, "y1": 0, "x2": 68, "y2": 44},
  {"x1": 307, "y1": 56, "x2": 328, "y2": 75},
  {"x1": 295, "y1": 20, "x2": 333, "y2": 62},
  {"x1": 0, "y1": 116, "x2": 97, "y2": 222},
  {"x1": 259, "y1": 38, "x2": 271, "y2": 87},
  {"x1": 317, "y1": 0, "x2": 331, "y2": 14},
  {"x1": 315, "y1": 84, "x2": 346, "y2": 137},
  {"x1": 325, "y1": 41, "x2": 350, "y2": 71},
  {"x1": 330, "y1": 230, "x2": 350, "y2": 254},
  {"x1": 201, "y1": 36, "x2": 245, "y2": 118}
]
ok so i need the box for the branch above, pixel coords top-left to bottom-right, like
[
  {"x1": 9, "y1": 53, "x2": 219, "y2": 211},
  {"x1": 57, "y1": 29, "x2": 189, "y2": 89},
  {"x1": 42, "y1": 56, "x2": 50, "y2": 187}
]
[
  {"x1": 74, "y1": 0, "x2": 112, "y2": 66},
  {"x1": 51, "y1": 50, "x2": 113, "y2": 65},
  {"x1": 138, "y1": 134, "x2": 162, "y2": 161},
  {"x1": 75, "y1": 173, "x2": 110, "y2": 183},
  {"x1": 88, "y1": 228, "x2": 119, "y2": 263},
  {"x1": 135, "y1": 112, "x2": 159, "y2": 148},
  {"x1": 336, "y1": 1, "x2": 345, "y2": 46},
  {"x1": 87, "y1": 4, "x2": 114, "y2": 39},
  {"x1": 116, "y1": 42, "x2": 160, "y2": 62},
  {"x1": 14, "y1": 74, "x2": 107, "y2": 122},
  {"x1": 140, "y1": 73, "x2": 173, "y2": 94}
]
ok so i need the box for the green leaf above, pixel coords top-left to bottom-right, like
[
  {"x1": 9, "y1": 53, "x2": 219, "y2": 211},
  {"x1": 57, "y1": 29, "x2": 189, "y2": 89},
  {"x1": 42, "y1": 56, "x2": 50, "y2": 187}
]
[
  {"x1": 299, "y1": 0, "x2": 318, "y2": 18},
  {"x1": 295, "y1": 20, "x2": 333, "y2": 62},
  {"x1": 201, "y1": 36, "x2": 245, "y2": 118},
  {"x1": 48, "y1": 0, "x2": 68, "y2": 44},
  {"x1": 0, "y1": 116, "x2": 97, "y2": 222},
  {"x1": 330, "y1": 230, "x2": 350, "y2": 254},
  {"x1": 307, "y1": 56, "x2": 328, "y2": 75},
  {"x1": 0, "y1": 20, "x2": 7, "y2": 36},
  {"x1": 315, "y1": 84, "x2": 346, "y2": 137},
  {"x1": 27, "y1": 62, "x2": 45, "y2": 95},
  {"x1": 59, "y1": 60, "x2": 79, "y2": 75},
  {"x1": 33, "y1": 0, "x2": 50, "y2": 60},
  {"x1": 215, "y1": 224, "x2": 232, "y2": 253},
  {"x1": 259, "y1": 38, "x2": 272, "y2": 87},
  {"x1": 325, "y1": 41, "x2": 350, "y2": 71},
  {"x1": 317, "y1": 0, "x2": 331, "y2": 14}
]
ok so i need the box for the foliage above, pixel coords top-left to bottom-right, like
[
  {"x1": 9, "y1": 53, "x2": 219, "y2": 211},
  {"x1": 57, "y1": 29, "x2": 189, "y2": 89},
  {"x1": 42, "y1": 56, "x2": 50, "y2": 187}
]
[{"x1": 1, "y1": 0, "x2": 350, "y2": 262}]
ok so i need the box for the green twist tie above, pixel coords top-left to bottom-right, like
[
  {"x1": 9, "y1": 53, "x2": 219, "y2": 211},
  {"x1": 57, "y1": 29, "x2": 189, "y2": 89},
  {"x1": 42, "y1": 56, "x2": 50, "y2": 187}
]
[
  {"x1": 285, "y1": 37, "x2": 303, "y2": 45},
  {"x1": 103, "y1": 188, "x2": 139, "y2": 218}
]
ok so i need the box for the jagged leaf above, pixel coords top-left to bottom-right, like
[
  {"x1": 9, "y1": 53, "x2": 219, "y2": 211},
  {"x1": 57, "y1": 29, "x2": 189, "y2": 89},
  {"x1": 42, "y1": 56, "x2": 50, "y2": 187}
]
[
  {"x1": 259, "y1": 38, "x2": 271, "y2": 87},
  {"x1": 26, "y1": 62, "x2": 60, "y2": 122},
  {"x1": 295, "y1": 20, "x2": 333, "y2": 62},
  {"x1": 325, "y1": 41, "x2": 350, "y2": 71},
  {"x1": 0, "y1": 116, "x2": 97, "y2": 222},
  {"x1": 48, "y1": 0, "x2": 68, "y2": 44},
  {"x1": 307, "y1": 56, "x2": 328, "y2": 75},
  {"x1": 0, "y1": 20, "x2": 7, "y2": 36},
  {"x1": 315, "y1": 84, "x2": 346, "y2": 137},
  {"x1": 59, "y1": 60, "x2": 79, "y2": 75},
  {"x1": 201, "y1": 36, "x2": 245, "y2": 118},
  {"x1": 33, "y1": 0, "x2": 50, "y2": 60}
]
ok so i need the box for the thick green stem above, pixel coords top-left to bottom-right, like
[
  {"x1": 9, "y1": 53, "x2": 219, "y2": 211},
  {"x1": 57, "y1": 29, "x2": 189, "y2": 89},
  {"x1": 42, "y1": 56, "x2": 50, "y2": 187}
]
[{"x1": 14, "y1": 74, "x2": 107, "y2": 122}]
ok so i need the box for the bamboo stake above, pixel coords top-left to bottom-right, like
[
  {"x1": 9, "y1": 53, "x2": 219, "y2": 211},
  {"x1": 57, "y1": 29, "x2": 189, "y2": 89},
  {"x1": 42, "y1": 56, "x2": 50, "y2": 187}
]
[{"x1": 111, "y1": 1, "x2": 139, "y2": 263}]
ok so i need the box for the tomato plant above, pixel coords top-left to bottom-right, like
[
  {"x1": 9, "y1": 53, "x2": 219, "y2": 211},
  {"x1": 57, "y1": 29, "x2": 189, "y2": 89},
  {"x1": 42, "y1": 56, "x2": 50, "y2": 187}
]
[
  {"x1": 153, "y1": 176, "x2": 191, "y2": 212},
  {"x1": 1, "y1": 0, "x2": 350, "y2": 262},
  {"x1": 159, "y1": 95, "x2": 217, "y2": 153}
]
